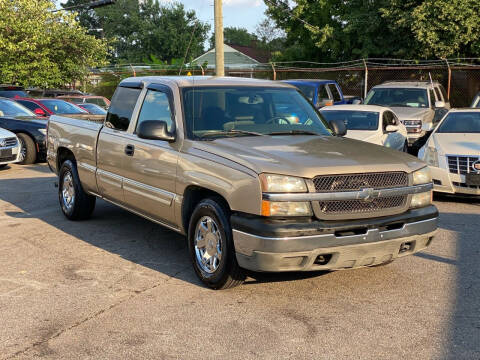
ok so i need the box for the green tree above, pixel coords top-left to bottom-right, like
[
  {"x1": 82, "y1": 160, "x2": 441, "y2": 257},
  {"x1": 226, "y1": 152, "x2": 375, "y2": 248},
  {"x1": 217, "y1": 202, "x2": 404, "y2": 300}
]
[
  {"x1": 0, "y1": 0, "x2": 108, "y2": 87},
  {"x1": 63, "y1": 0, "x2": 210, "y2": 63},
  {"x1": 264, "y1": 0, "x2": 480, "y2": 61},
  {"x1": 209, "y1": 27, "x2": 258, "y2": 49}
]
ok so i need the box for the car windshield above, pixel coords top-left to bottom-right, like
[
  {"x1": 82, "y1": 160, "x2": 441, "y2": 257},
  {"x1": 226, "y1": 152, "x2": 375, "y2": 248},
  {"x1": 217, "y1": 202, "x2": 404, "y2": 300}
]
[
  {"x1": 436, "y1": 112, "x2": 480, "y2": 133},
  {"x1": 365, "y1": 88, "x2": 429, "y2": 108},
  {"x1": 0, "y1": 90, "x2": 28, "y2": 98},
  {"x1": 182, "y1": 86, "x2": 332, "y2": 140},
  {"x1": 39, "y1": 99, "x2": 87, "y2": 114},
  {"x1": 293, "y1": 84, "x2": 315, "y2": 103},
  {"x1": 80, "y1": 103, "x2": 107, "y2": 115},
  {"x1": 321, "y1": 110, "x2": 379, "y2": 131},
  {"x1": 0, "y1": 99, "x2": 35, "y2": 117}
]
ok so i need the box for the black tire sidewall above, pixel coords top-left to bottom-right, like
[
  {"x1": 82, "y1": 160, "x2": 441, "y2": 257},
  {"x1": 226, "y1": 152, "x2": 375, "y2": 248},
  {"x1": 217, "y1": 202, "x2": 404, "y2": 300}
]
[
  {"x1": 17, "y1": 133, "x2": 36, "y2": 165},
  {"x1": 59, "y1": 160, "x2": 76, "y2": 218},
  {"x1": 188, "y1": 199, "x2": 234, "y2": 288}
]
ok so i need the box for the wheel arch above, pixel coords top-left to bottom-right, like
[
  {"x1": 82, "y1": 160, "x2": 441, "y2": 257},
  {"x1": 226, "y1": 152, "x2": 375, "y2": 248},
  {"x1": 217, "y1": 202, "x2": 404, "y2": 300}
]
[{"x1": 57, "y1": 147, "x2": 76, "y2": 171}]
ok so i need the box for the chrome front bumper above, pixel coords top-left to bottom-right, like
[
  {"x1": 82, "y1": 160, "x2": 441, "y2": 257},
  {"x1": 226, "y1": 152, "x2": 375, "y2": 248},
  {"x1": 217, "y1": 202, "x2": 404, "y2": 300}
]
[{"x1": 233, "y1": 217, "x2": 438, "y2": 272}]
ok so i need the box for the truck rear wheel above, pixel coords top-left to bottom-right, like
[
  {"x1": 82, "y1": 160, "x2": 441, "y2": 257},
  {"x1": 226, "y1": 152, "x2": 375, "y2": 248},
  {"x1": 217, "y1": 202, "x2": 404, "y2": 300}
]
[
  {"x1": 58, "y1": 160, "x2": 96, "y2": 220},
  {"x1": 188, "y1": 198, "x2": 246, "y2": 289}
]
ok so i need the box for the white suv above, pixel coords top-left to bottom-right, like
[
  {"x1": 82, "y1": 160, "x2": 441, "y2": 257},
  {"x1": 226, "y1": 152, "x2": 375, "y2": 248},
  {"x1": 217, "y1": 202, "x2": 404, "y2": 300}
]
[{"x1": 364, "y1": 81, "x2": 450, "y2": 149}]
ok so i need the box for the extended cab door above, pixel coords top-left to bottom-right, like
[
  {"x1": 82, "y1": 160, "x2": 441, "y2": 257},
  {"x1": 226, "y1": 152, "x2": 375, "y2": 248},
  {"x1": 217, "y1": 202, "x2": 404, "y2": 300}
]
[
  {"x1": 121, "y1": 84, "x2": 179, "y2": 226},
  {"x1": 96, "y1": 83, "x2": 143, "y2": 204}
]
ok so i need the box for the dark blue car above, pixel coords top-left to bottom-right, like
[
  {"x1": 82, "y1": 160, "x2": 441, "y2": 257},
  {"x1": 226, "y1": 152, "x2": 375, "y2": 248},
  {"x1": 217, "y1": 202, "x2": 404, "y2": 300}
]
[
  {"x1": 282, "y1": 79, "x2": 361, "y2": 108},
  {"x1": 0, "y1": 97, "x2": 47, "y2": 164}
]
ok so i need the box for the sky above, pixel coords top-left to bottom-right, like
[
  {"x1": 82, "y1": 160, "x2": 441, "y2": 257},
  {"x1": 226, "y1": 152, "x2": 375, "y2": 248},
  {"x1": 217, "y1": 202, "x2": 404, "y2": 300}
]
[{"x1": 159, "y1": 0, "x2": 268, "y2": 42}]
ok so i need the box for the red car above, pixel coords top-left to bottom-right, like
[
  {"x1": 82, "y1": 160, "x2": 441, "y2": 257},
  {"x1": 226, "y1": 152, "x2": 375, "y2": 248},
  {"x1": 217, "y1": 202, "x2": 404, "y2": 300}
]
[{"x1": 15, "y1": 98, "x2": 88, "y2": 117}]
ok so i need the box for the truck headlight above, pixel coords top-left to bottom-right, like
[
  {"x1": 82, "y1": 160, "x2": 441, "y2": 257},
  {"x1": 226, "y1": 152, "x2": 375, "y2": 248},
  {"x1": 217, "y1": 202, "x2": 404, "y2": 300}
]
[
  {"x1": 423, "y1": 146, "x2": 439, "y2": 167},
  {"x1": 412, "y1": 167, "x2": 432, "y2": 185},
  {"x1": 410, "y1": 167, "x2": 433, "y2": 208},
  {"x1": 410, "y1": 192, "x2": 432, "y2": 209},
  {"x1": 261, "y1": 200, "x2": 312, "y2": 217},
  {"x1": 260, "y1": 174, "x2": 308, "y2": 193}
]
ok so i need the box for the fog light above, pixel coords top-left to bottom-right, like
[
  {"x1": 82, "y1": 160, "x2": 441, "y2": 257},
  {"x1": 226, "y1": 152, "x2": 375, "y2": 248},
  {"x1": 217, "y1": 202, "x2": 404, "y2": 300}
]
[{"x1": 410, "y1": 191, "x2": 432, "y2": 209}]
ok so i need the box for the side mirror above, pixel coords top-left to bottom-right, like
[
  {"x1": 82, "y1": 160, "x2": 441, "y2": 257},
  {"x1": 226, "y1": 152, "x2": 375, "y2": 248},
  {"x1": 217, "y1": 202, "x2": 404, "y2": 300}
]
[
  {"x1": 34, "y1": 108, "x2": 46, "y2": 116},
  {"x1": 435, "y1": 101, "x2": 445, "y2": 108},
  {"x1": 329, "y1": 119, "x2": 347, "y2": 137},
  {"x1": 137, "y1": 120, "x2": 175, "y2": 142},
  {"x1": 385, "y1": 125, "x2": 399, "y2": 133}
]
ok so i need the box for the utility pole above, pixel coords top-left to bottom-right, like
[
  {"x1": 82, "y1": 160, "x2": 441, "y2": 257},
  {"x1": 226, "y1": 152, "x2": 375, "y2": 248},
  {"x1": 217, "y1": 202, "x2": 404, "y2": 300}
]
[{"x1": 214, "y1": 0, "x2": 225, "y2": 76}]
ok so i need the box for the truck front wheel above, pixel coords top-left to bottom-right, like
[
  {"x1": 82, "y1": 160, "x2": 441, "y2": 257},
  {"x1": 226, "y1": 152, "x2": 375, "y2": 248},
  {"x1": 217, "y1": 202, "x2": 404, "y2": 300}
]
[
  {"x1": 188, "y1": 198, "x2": 246, "y2": 289},
  {"x1": 58, "y1": 160, "x2": 96, "y2": 220}
]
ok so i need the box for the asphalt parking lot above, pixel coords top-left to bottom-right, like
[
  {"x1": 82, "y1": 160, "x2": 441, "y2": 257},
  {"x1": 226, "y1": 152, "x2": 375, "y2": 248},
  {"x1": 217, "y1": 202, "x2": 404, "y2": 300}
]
[{"x1": 1, "y1": 164, "x2": 479, "y2": 359}]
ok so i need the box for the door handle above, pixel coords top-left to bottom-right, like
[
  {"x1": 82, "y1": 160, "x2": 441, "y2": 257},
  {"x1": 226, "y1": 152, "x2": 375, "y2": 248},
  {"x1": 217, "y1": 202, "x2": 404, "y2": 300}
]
[{"x1": 124, "y1": 144, "x2": 135, "y2": 156}]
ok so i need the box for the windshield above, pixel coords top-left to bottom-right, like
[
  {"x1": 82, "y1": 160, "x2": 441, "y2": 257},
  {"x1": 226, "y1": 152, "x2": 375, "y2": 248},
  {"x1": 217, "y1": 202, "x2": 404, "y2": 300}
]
[
  {"x1": 80, "y1": 103, "x2": 107, "y2": 115},
  {"x1": 294, "y1": 84, "x2": 315, "y2": 103},
  {"x1": 182, "y1": 86, "x2": 332, "y2": 140},
  {"x1": 365, "y1": 88, "x2": 429, "y2": 108},
  {"x1": 0, "y1": 90, "x2": 28, "y2": 98},
  {"x1": 321, "y1": 110, "x2": 379, "y2": 130},
  {"x1": 436, "y1": 112, "x2": 480, "y2": 133},
  {"x1": 39, "y1": 99, "x2": 87, "y2": 114},
  {"x1": 0, "y1": 99, "x2": 35, "y2": 117}
]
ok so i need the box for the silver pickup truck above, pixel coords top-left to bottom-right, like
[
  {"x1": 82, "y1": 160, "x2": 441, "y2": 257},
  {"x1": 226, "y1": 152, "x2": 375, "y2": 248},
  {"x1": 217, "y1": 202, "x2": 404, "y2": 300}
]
[{"x1": 47, "y1": 76, "x2": 438, "y2": 289}]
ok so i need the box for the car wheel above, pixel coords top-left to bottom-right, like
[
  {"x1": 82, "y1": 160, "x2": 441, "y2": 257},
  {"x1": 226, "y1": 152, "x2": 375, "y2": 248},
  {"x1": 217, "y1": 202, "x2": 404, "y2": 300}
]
[
  {"x1": 0, "y1": 164, "x2": 7, "y2": 169},
  {"x1": 58, "y1": 160, "x2": 96, "y2": 220},
  {"x1": 17, "y1": 133, "x2": 36, "y2": 165},
  {"x1": 188, "y1": 198, "x2": 246, "y2": 289}
]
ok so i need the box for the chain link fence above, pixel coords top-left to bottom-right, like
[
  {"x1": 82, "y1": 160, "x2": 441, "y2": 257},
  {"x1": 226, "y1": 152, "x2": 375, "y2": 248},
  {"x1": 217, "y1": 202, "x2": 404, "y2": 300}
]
[{"x1": 87, "y1": 59, "x2": 480, "y2": 107}]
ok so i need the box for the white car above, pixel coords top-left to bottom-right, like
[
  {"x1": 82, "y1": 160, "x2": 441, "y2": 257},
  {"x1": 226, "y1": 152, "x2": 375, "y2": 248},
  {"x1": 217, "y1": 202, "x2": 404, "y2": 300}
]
[
  {"x1": 0, "y1": 127, "x2": 20, "y2": 169},
  {"x1": 419, "y1": 109, "x2": 480, "y2": 196},
  {"x1": 320, "y1": 105, "x2": 408, "y2": 151}
]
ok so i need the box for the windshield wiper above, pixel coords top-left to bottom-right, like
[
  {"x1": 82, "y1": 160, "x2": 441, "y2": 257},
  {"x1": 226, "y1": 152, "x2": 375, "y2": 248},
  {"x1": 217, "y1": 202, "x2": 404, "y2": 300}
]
[
  {"x1": 267, "y1": 130, "x2": 320, "y2": 136},
  {"x1": 200, "y1": 129, "x2": 266, "y2": 138}
]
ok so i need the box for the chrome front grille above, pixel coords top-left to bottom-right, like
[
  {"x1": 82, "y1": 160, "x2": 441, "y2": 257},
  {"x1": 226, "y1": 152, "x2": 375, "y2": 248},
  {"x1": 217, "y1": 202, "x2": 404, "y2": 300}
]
[
  {"x1": 447, "y1": 155, "x2": 480, "y2": 175},
  {"x1": 313, "y1": 172, "x2": 408, "y2": 192},
  {"x1": 312, "y1": 172, "x2": 409, "y2": 219},
  {"x1": 1, "y1": 137, "x2": 17, "y2": 148}
]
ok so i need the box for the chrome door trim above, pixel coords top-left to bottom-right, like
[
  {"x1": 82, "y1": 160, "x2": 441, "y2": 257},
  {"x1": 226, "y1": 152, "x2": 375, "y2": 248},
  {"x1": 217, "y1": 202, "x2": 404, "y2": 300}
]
[{"x1": 123, "y1": 177, "x2": 174, "y2": 206}]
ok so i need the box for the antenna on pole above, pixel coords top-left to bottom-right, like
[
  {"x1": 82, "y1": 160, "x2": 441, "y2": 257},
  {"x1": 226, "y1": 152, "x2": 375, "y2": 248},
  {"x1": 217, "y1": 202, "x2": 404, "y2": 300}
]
[{"x1": 214, "y1": 0, "x2": 225, "y2": 76}]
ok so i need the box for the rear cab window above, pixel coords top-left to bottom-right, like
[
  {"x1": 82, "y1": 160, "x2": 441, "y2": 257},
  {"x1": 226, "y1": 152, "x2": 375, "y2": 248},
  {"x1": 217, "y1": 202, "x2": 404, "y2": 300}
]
[
  {"x1": 105, "y1": 86, "x2": 142, "y2": 131},
  {"x1": 328, "y1": 84, "x2": 342, "y2": 102}
]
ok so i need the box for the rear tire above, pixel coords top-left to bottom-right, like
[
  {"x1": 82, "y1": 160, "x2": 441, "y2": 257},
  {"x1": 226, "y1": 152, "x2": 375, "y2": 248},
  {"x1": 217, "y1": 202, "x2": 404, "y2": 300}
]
[
  {"x1": 188, "y1": 198, "x2": 246, "y2": 289},
  {"x1": 58, "y1": 160, "x2": 96, "y2": 220},
  {"x1": 0, "y1": 165, "x2": 7, "y2": 169},
  {"x1": 17, "y1": 133, "x2": 36, "y2": 165}
]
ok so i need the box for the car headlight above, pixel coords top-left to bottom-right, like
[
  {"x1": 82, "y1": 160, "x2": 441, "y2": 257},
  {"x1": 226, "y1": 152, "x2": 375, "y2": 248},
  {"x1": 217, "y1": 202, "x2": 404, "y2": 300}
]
[
  {"x1": 423, "y1": 146, "x2": 438, "y2": 167},
  {"x1": 410, "y1": 192, "x2": 432, "y2": 209},
  {"x1": 38, "y1": 129, "x2": 47, "y2": 136},
  {"x1": 410, "y1": 167, "x2": 433, "y2": 208},
  {"x1": 260, "y1": 174, "x2": 308, "y2": 193},
  {"x1": 261, "y1": 201, "x2": 312, "y2": 217},
  {"x1": 412, "y1": 167, "x2": 432, "y2": 185}
]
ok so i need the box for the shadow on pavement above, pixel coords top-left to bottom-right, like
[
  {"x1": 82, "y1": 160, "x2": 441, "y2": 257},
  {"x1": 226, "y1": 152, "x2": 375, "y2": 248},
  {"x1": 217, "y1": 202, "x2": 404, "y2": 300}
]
[
  {"x1": 0, "y1": 175, "x2": 331, "y2": 289},
  {"x1": 437, "y1": 210, "x2": 480, "y2": 359}
]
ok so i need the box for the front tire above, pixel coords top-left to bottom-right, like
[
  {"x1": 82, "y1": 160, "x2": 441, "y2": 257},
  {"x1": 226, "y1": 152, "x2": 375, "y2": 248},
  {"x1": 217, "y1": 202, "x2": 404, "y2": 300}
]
[
  {"x1": 58, "y1": 160, "x2": 96, "y2": 220},
  {"x1": 188, "y1": 198, "x2": 245, "y2": 289},
  {"x1": 17, "y1": 133, "x2": 36, "y2": 164}
]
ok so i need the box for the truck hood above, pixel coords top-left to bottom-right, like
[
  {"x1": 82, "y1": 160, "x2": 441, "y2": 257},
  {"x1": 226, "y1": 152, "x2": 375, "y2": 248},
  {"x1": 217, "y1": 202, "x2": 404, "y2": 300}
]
[
  {"x1": 433, "y1": 133, "x2": 480, "y2": 156},
  {"x1": 345, "y1": 130, "x2": 379, "y2": 143},
  {"x1": 390, "y1": 107, "x2": 431, "y2": 120},
  {"x1": 192, "y1": 135, "x2": 425, "y2": 177}
]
